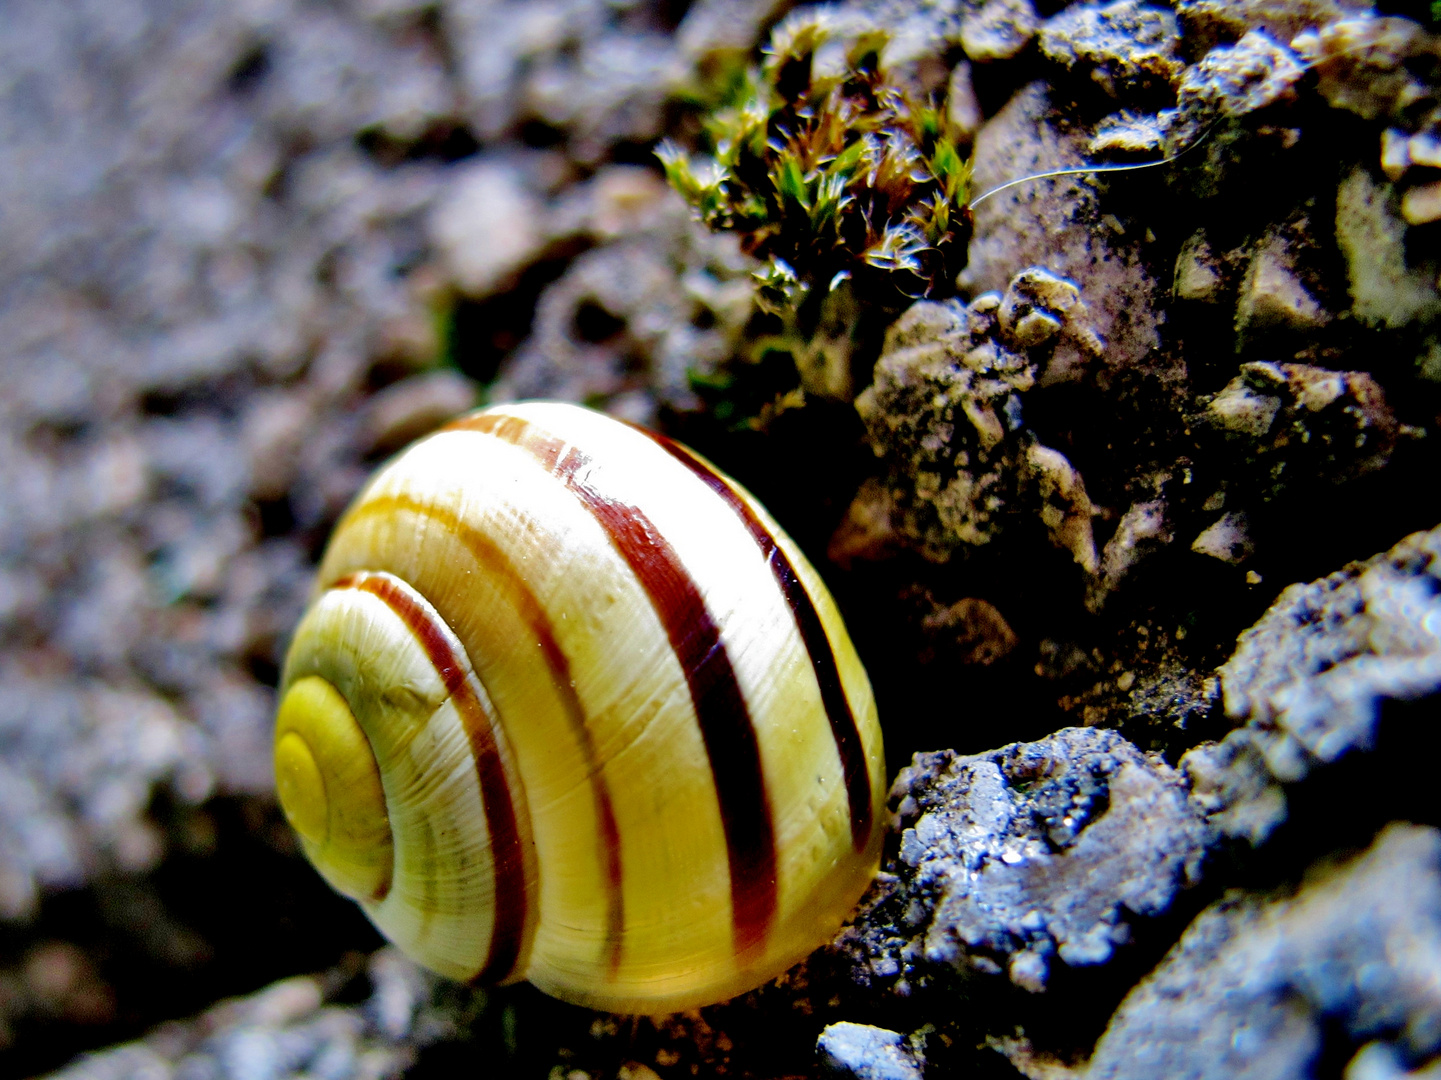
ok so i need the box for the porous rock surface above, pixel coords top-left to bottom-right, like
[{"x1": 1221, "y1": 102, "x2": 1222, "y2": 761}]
[
  {"x1": 835, "y1": 727, "x2": 1211, "y2": 997},
  {"x1": 1185, "y1": 524, "x2": 1441, "y2": 844},
  {"x1": 1082, "y1": 823, "x2": 1441, "y2": 1080}
]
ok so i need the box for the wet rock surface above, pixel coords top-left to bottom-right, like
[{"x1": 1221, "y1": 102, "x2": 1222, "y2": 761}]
[{"x1": 4, "y1": 0, "x2": 1441, "y2": 1078}]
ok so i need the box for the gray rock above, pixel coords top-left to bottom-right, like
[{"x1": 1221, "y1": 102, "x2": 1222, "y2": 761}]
[
  {"x1": 817, "y1": 1023, "x2": 925, "y2": 1080},
  {"x1": 960, "y1": 0, "x2": 1039, "y2": 63},
  {"x1": 429, "y1": 161, "x2": 548, "y2": 299},
  {"x1": 1176, "y1": 29, "x2": 1306, "y2": 124},
  {"x1": 963, "y1": 83, "x2": 1164, "y2": 379},
  {"x1": 1184, "y1": 525, "x2": 1441, "y2": 842},
  {"x1": 1085, "y1": 823, "x2": 1441, "y2": 1079},
  {"x1": 837, "y1": 728, "x2": 1212, "y2": 995},
  {"x1": 47, "y1": 952, "x2": 443, "y2": 1080},
  {"x1": 1198, "y1": 361, "x2": 1406, "y2": 505},
  {"x1": 853, "y1": 285, "x2": 1102, "y2": 571},
  {"x1": 1038, "y1": 1, "x2": 1184, "y2": 98}
]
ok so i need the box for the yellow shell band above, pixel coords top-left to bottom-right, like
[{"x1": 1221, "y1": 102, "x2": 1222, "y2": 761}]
[{"x1": 275, "y1": 401, "x2": 886, "y2": 1013}]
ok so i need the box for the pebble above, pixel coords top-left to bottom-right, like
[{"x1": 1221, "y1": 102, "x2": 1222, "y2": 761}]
[{"x1": 817, "y1": 1023, "x2": 924, "y2": 1080}]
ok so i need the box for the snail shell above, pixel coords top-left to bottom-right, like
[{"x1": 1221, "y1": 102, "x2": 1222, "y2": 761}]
[{"x1": 273, "y1": 401, "x2": 885, "y2": 1013}]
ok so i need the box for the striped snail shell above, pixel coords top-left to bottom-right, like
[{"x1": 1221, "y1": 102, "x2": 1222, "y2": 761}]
[{"x1": 272, "y1": 401, "x2": 886, "y2": 1013}]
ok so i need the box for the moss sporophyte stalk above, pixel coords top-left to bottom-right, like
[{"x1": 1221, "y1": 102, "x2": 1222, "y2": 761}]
[{"x1": 658, "y1": 13, "x2": 974, "y2": 406}]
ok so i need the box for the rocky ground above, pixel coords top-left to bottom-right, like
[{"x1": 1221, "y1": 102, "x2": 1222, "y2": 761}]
[{"x1": 2, "y1": 0, "x2": 1440, "y2": 1077}]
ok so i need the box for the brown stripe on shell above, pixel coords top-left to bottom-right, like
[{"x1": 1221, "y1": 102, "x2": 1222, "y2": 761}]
[
  {"x1": 453, "y1": 411, "x2": 779, "y2": 959},
  {"x1": 631, "y1": 427, "x2": 874, "y2": 851},
  {"x1": 334, "y1": 571, "x2": 530, "y2": 983},
  {"x1": 341, "y1": 494, "x2": 628, "y2": 977}
]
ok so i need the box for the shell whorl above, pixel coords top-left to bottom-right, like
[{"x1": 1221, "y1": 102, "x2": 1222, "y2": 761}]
[{"x1": 275, "y1": 401, "x2": 885, "y2": 1013}]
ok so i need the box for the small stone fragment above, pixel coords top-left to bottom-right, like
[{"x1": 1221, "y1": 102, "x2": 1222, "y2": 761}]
[
  {"x1": 915, "y1": 593, "x2": 1018, "y2": 666},
  {"x1": 1026, "y1": 444, "x2": 1099, "y2": 573},
  {"x1": 1402, "y1": 182, "x2": 1441, "y2": 226},
  {"x1": 1408, "y1": 132, "x2": 1441, "y2": 169},
  {"x1": 1201, "y1": 361, "x2": 1403, "y2": 502},
  {"x1": 1345, "y1": 1042, "x2": 1441, "y2": 1080},
  {"x1": 1300, "y1": 15, "x2": 1429, "y2": 122},
  {"x1": 829, "y1": 479, "x2": 903, "y2": 569},
  {"x1": 817, "y1": 1023, "x2": 925, "y2": 1080},
  {"x1": 1173, "y1": 231, "x2": 1227, "y2": 302},
  {"x1": 1235, "y1": 234, "x2": 1329, "y2": 335},
  {"x1": 1090, "y1": 110, "x2": 1170, "y2": 156},
  {"x1": 1089, "y1": 498, "x2": 1172, "y2": 610},
  {"x1": 857, "y1": 294, "x2": 1054, "y2": 562},
  {"x1": 242, "y1": 393, "x2": 314, "y2": 502},
  {"x1": 1381, "y1": 128, "x2": 1411, "y2": 181},
  {"x1": 1336, "y1": 166, "x2": 1441, "y2": 329},
  {"x1": 1176, "y1": 30, "x2": 1305, "y2": 123},
  {"x1": 947, "y1": 62, "x2": 984, "y2": 141},
  {"x1": 1191, "y1": 511, "x2": 1253, "y2": 565}
]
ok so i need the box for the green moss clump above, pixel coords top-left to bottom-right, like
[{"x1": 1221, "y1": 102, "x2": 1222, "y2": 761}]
[{"x1": 658, "y1": 11, "x2": 973, "y2": 321}]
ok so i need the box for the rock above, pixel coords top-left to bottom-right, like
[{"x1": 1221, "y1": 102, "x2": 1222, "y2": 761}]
[
  {"x1": 1172, "y1": 231, "x2": 1228, "y2": 303},
  {"x1": 817, "y1": 1023, "x2": 925, "y2": 1080},
  {"x1": 835, "y1": 728, "x2": 1212, "y2": 997},
  {"x1": 946, "y1": 62, "x2": 984, "y2": 141},
  {"x1": 908, "y1": 590, "x2": 1018, "y2": 666},
  {"x1": 1026, "y1": 443, "x2": 1099, "y2": 574},
  {"x1": 242, "y1": 393, "x2": 315, "y2": 503},
  {"x1": 963, "y1": 83, "x2": 1162, "y2": 377},
  {"x1": 1184, "y1": 524, "x2": 1441, "y2": 842},
  {"x1": 1234, "y1": 232, "x2": 1329, "y2": 336},
  {"x1": 491, "y1": 196, "x2": 755, "y2": 414},
  {"x1": 1038, "y1": 1, "x2": 1184, "y2": 98},
  {"x1": 1381, "y1": 128, "x2": 1411, "y2": 181},
  {"x1": 362, "y1": 371, "x2": 477, "y2": 454},
  {"x1": 1178, "y1": 0, "x2": 1375, "y2": 50},
  {"x1": 1089, "y1": 497, "x2": 1172, "y2": 609},
  {"x1": 959, "y1": 0, "x2": 1039, "y2": 63},
  {"x1": 1190, "y1": 511, "x2": 1254, "y2": 565},
  {"x1": 1175, "y1": 29, "x2": 1305, "y2": 124},
  {"x1": 827, "y1": 478, "x2": 904, "y2": 569},
  {"x1": 855, "y1": 283, "x2": 1107, "y2": 570},
  {"x1": 47, "y1": 951, "x2": 442, "y2": 1080},
  {"x1": 1200, "y1": 361, "x2": 1404, "y2": 503},
  {"x1": 1402, "y1": 182, "x2": 1441, "y2": 226},
  {"x1": 1084, "y1": 824, "x2": 1441, "y2": 1079},
  {"x1": 1345, "y1": 1042, "x2": 1441, "y2": 1080},
  {"x1": 1335, "y1": 166, "x2": 1441, "y2": 331},
  {"x1": 429, "y1": 161, "x2": 547, "y2": 299},
  {"x1": 1299, "y1": 16, "x2": 1431, "y2": 123}
]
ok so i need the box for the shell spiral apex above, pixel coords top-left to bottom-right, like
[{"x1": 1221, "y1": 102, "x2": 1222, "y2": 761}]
[{"x1": 274, "y1": 401, "x2": 886, "y2": 1013}]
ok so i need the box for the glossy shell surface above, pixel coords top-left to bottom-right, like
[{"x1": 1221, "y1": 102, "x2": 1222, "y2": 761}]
[{"x1": 274, "y1": 401, "x2": 886, "y2": 1013}]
